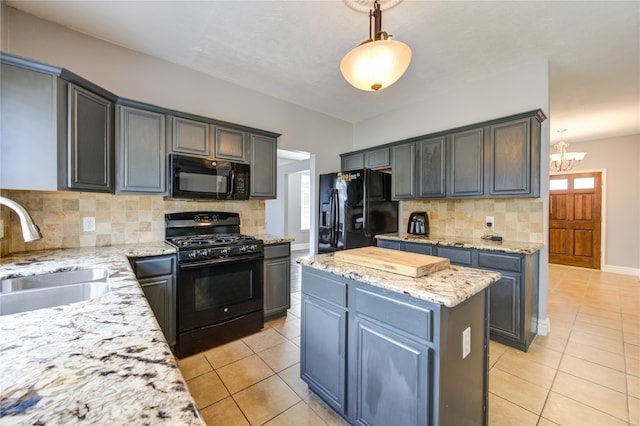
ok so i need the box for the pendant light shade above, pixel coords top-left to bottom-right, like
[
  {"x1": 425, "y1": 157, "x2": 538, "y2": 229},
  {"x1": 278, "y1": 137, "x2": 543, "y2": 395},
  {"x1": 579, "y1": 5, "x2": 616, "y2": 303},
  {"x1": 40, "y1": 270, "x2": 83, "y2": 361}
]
[
  {"x1": 340, "y1": 0, "x2": 412, "y2": 91},
  {"x1": 340, "y1": 38, "x2": 412, "y2": 91}
]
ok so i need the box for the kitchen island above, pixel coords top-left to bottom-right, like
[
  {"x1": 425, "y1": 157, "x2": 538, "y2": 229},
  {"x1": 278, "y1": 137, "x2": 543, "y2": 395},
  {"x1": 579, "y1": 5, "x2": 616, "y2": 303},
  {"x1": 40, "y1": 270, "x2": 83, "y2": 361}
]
[
  {"x1": 0, "y1": 244, "x2": 202, "y2": 425},
  {"x1": 298, "y1": 252, "x2": 501, "y2": 426}
]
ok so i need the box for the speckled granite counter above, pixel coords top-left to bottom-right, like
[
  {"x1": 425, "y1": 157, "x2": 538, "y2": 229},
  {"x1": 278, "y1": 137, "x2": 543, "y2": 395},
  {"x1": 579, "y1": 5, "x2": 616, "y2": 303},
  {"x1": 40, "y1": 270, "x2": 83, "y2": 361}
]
[
  {"x1": 253, "y1": 234, "x2": 295, "y2": 245},
  {"x1": 376, "y1": 232, "x2": 543, "y2": 255},
  {"x1": 298, "y1": 253, "x2": 500, "y2": 308},
  {"x1": 0, "y1": 243, "x2": 203, "y2": 425}
]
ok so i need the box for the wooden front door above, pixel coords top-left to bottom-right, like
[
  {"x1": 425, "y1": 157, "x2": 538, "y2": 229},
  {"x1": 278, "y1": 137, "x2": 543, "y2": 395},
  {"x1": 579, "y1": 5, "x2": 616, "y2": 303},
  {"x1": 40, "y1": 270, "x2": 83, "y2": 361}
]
[{"x1": 549, "y1": 172, "x2": 602, "y2": 269}]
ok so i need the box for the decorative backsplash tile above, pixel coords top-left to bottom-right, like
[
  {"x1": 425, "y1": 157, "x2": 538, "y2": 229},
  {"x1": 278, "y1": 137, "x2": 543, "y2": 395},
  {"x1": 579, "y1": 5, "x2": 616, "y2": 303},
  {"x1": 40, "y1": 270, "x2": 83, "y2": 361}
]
[
  {"x1": 0, "y1": 190, "x2": 265, "y2": 256},
  {"x1": 401, "y1": 198, "x2": 544, "y2": 243}
]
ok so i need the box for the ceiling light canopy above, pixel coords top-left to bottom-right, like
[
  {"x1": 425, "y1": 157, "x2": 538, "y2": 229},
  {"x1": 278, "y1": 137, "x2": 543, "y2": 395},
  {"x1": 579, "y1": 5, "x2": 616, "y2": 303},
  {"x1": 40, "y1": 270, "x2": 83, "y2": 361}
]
[{"x1": 340, "y1": 0, "x2": 412, "y2": 91}]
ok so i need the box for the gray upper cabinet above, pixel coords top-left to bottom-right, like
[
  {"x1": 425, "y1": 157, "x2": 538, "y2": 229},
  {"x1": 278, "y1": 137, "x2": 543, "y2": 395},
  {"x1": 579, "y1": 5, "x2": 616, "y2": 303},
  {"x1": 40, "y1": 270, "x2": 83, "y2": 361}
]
[
  {"x1": 417, "y1": 136, "x2": 446, "y2": 198},
  {"x1": 116, "y1": 105, "x2": 167, "y2": 194},
  {"x1": 449, "y1": 128, "x2": 484, "y2": 197},
  {"x1": 215, "y1": 126, "x2": 247, "y2": 162},
  {"x1": 0, "y1": 61, "x2": 60, "y2": 191},
  {"x1": 250, "y1": 134, "x2": 277, "y2": 198},
  {"x1": 488, "y1": 117, "x2": 540, "y2": 197},
  {"x1": 391, "y1": 143, "x2": 416, "y2": 200},
  {"x1": 341, "y1": 153, "x2": 364, "y2": 171},
  {"x1": 169, "y1": 116, "x2": 210, "y2": 157},
  {"x1": 62, "y1": 83, "x2": 115, "y2": 193},
  {"x1": 365, "y1": 147, "x2": 391, "y2": 169}
]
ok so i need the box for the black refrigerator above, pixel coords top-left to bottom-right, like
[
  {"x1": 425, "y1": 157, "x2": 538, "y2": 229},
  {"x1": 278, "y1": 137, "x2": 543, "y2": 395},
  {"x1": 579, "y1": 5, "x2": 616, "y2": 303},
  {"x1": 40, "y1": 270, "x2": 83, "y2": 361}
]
[{"x1": 318, "y1": 169, "x2": 398, "y2": 254}]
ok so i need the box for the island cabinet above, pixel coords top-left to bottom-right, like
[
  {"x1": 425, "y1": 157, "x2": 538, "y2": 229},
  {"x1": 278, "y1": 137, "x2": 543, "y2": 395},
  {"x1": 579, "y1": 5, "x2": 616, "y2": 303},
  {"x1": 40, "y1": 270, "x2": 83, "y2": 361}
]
[
  {"x1": 263, "y1": 242, "x2": 291, "y2": 320},
  {"x1": 116, "y1": 102, "x2": 167, "y2": 194},
  {"x1": 376, "y1": 239, "x2": 539, "y2": 351},
  {"x1": 129, "y1": 255, "x2": 177, "y2": 347},
  {"x1": 301, "y1": 266, "x2": 489, "y2": 426}
]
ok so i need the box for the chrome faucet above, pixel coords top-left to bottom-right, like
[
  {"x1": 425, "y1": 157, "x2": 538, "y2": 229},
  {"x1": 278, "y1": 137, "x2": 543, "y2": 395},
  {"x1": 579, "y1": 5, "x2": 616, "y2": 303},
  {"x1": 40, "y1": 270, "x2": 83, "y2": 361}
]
[{"x1": 0, "y1": 196, "x2": 43, "y2": 242}]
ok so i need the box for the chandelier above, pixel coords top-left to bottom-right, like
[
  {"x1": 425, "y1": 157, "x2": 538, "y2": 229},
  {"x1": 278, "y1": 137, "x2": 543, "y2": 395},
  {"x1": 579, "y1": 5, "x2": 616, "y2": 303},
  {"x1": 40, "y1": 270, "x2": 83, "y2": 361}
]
[
  {"x1": 550, "y1": 129, "x2": 586, "y2": 172},
  {"x1": 340, "y1": 0, "x2": 412, "y2": 91}
]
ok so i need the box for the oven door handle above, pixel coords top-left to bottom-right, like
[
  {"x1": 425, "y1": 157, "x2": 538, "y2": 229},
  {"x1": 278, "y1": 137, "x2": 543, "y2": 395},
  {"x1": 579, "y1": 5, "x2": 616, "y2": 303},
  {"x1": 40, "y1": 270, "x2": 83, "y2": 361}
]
[{"x1": 179, "y1": 254, "x2": 264, "y2": 270}]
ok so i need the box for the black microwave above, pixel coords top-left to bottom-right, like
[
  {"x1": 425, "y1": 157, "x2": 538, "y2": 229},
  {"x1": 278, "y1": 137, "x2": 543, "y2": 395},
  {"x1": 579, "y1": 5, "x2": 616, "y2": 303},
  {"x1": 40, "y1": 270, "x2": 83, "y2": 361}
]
[{"x1": 169, "y1": 154, "x2": 250, "y2": 200}]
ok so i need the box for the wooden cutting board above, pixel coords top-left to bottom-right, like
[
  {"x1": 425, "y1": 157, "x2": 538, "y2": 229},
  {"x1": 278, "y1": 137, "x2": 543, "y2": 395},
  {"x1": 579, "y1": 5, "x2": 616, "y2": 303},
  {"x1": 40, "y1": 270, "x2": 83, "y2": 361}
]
[{"x1": 333, "y1": 247, "x2": 450, "y2": 277}]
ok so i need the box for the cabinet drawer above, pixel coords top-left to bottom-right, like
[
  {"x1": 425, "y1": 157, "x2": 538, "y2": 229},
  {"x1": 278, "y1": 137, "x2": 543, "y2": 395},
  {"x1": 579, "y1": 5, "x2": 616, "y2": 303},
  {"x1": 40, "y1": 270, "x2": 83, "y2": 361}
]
[
  {"x1": 403, "y1": 243, "x2": 433, "y2": 255},
  {"x1": 302, "y1": 269, "x2": 347, "y2": 307},
  {"x1": 437, "y1": 247, "x2": 472, "y2": 265},
  {"x1": 131, "y1": 256, "x2": 174, "y2": 279},
  {"x1": 478, "y1": 252, "x2": 521, "y2": 272},
  {"x1": 376, "y1": 239, "x2": 402, "y2": 250},
  {"x1": 353, "y1": 287, "x2": 432, "y2": 341},
  {"x1": 264, "y1": 243, "x2": 290, "y2": 259}
]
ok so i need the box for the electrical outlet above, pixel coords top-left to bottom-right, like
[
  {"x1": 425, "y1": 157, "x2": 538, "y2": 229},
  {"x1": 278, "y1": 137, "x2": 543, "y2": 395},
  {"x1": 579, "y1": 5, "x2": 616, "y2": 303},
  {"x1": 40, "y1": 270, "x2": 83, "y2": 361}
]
[
  {"x1": 485, "y1": 216, "x2": 495, "y2": 228},
  {"x1": 462, "y1": 326, "x2": 471, "y2": 359},
  {"x1": 83, "y1": 217, "x2": 96, "y2": 232}
]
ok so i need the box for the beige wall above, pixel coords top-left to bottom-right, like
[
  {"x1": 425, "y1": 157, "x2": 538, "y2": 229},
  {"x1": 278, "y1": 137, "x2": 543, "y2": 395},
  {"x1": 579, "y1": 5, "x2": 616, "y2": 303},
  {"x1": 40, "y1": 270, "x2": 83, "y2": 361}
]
[
  {"x1": 0, "y1": 190, "x2": 265, "y2": 256},
  {"x1": 556, "y1": 133, "x2": 640, "y2": 272}
]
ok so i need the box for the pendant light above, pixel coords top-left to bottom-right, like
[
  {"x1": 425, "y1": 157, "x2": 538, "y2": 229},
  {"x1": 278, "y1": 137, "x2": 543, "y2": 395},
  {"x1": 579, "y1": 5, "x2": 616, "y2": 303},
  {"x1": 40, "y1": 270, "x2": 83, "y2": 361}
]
[
  {"x1": 550, "y1": 129, "x2": 586, "y2": 172},
  {"x1": 340, "y1": 0, "x2": 412, "y2": 91}
]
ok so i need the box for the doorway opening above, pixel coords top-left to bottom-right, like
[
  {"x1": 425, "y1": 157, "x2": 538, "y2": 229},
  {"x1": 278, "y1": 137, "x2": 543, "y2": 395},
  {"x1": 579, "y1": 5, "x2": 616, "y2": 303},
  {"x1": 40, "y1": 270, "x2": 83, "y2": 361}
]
[{"x1": 549, "y1": 171, "x2": 603, "y2": 269}]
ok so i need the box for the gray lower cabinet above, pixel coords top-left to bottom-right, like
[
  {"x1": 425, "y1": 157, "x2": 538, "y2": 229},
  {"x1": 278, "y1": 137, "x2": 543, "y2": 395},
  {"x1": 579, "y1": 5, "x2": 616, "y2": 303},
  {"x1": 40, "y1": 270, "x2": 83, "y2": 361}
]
[
  {"x1": 169, "y1": 116, "x2": 211, "y2": 157},
  {"x1": 116, "y1": 104, "x2": 167, "y2": 194},
  {"x1": 391, "y1": 143, "x2": 417, "y2": 200},
  {"x1": 250, "y1": 134, "x2": 277, "y2": 198},
  {"x1": 129, "y1": 255, "x2": 177, "y2": 347},
  {"x1": 263, "y1": 243, "x2": 291, "y2": 320},
  {"x1": 301, "y1": 267, "x2": 488, "y2": 425},
  {"x1": 376, "y1": 238, "x2": 539, "y2": 351}
]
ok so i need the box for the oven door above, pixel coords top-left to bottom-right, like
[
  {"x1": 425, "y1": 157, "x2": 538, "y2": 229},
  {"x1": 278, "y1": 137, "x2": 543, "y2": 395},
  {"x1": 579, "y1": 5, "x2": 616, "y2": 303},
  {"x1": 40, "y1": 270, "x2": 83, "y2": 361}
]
[{"x1": 177, "y1": 255, "x2": 263, "y2": 332}]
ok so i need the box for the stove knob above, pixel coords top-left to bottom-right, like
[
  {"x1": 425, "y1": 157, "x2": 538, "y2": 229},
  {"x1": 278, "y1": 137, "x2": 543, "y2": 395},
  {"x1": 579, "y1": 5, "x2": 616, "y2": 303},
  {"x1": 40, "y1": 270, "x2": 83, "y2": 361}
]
[
  {"x1": 188, "y1": 251, "x2": 197, "y2": 259},
  {"x1": 248, "y1": 244, "x2": 257, "y2": 252},
  {"x1": 221, "y1": 248, "x2": 230, "y2": 256},
  {"x1": 198, "y1": 249, "x2": 208, "y2": 257},
  {"x1": 240, "y1": 245, "x2": 248, "y2": 253}
]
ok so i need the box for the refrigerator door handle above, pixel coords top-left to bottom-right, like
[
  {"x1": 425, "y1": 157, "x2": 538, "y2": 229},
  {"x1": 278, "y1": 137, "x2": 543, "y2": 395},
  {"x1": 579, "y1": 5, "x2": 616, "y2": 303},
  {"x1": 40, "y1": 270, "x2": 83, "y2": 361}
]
[
  {"x1": 332, "y1": 189, "x2": 339, "y2": 248},
  {"x1": 329, "y1": 189, "x2": 336, "y2": 247}
]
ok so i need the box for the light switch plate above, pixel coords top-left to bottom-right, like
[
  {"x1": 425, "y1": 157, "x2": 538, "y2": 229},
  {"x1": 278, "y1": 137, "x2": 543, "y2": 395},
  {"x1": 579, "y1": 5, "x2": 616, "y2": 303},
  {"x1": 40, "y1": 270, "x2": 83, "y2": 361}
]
[
  {"x1": 462, "y1": 326, "x2": 471, "y2": 359},
  {"x1": 83, "y1": 217, "x2": 96, "y2": 232}
]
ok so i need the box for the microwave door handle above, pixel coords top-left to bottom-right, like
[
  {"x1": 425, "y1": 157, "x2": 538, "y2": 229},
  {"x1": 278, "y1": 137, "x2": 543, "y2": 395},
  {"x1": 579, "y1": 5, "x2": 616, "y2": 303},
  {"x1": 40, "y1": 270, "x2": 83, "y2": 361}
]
[{"x1": 228, "y1": 170, "x2": 235, "y2": 196}]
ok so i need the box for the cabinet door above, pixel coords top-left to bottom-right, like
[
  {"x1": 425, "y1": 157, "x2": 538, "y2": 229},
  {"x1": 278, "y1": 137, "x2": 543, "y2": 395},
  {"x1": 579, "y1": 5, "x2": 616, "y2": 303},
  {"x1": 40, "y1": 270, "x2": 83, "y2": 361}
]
[
  {"x1": 66, "y1": 83, "x2": 114, "y2": 192},
  {"x1": 488, "y1": 274, "x2": 521, "y2": 341},
  {"x1": 351, "y1": 316, "x2": 432, "y2": 426},
  {"x1": 365, "y1": 148, "x2": 391, "y2": 170},
  {"x1": 391, "y1": 143, "x2": 416, "y2": 200},
  {"x1": 417, "y1": 136, "x2": 446, "y2": 198},
  {"x1": 341, "y1": 153, "x2": 364, "y2": 171},
  {"x1": 117, "y1": 105, "x2": 167, "y2": 194},
  {"x1": 1, "y1": 63, "x2": 59, "y2": 190},
  {"x1": 404, "y1": 242, "x2": 434, "y2": 255},
  {"x1": 170, "y1": 116, "x2": 210, "y2": 156},
  {"x1": 449, "y1": 128, "x2": 484, "y2": 197},
  {"x1": 250, "y1": 134, "x2": 277, "y2": 198},
  {"x1": 215, "y1": 126, "x2": 247, "y2": 162},
  {"x1": 488, "y1": 118, "x2": 531, "y2": 196},
  {"x1": 301, "y1": 294, "x2": 348, "y2": 414},
  {"x1": 264, "y1": 256, "x2": 291, "y2": 318},
  {"x1": 141, "y1": 275, "x2": 176, "y2": 346}
]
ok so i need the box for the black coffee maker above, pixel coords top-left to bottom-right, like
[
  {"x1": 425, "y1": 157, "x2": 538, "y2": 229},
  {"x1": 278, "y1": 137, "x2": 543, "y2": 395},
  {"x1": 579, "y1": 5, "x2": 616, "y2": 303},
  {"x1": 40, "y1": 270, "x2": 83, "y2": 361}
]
[{"x1": 407, "y1": 211, "x2": 429, "y2": 235}]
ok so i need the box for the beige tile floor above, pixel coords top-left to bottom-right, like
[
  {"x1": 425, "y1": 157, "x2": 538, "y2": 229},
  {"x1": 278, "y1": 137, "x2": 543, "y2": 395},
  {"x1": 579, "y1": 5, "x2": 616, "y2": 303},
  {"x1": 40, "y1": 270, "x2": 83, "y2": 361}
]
[{"x1": 177, "y1": 264, "x2": 640, "y2": 425}]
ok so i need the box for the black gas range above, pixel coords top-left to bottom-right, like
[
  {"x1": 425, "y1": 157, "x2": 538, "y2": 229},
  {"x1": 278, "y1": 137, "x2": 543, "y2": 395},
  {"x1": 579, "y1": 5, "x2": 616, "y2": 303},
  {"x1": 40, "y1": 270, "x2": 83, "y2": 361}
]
[{"x1": 165, "y1": 212, "x2": 264, "y2": 358}]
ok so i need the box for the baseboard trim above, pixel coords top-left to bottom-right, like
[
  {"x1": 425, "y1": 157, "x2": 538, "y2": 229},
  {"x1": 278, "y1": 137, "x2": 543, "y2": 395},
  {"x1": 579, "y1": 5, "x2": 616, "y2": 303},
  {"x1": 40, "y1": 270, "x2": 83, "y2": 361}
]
[
  {"x1": 291, "y1": 243, "x2": 310, "y2": 251},
  {"x1": 537, "y1": 317, "x2": 551, "y2": 336},
  {"x1": 602, "y1": 264, "x2": 640, "y2": 278}
]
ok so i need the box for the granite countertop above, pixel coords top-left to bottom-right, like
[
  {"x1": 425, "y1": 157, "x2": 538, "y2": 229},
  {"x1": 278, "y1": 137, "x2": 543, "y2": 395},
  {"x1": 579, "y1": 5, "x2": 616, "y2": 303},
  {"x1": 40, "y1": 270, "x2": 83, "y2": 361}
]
[
  {"x1": 0, "y1": 243, "x2": 203, "y2": 425},
  {"x1": 298, "y1": 253, "x2": 501, "y2": 308},
  {"x1": 253, "y1": 234, "x2": 295, "y2": 245},
  {"x1": 376, "y1": 232, "x2": 544, "y2": 255}
]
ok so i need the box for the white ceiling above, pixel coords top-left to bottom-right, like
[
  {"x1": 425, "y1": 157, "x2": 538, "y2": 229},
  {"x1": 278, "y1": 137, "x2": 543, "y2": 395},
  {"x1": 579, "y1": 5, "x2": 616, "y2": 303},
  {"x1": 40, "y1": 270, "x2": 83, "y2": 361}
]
[{"x1": 8, "y1": 0, "x2": 639, "y2": 144}]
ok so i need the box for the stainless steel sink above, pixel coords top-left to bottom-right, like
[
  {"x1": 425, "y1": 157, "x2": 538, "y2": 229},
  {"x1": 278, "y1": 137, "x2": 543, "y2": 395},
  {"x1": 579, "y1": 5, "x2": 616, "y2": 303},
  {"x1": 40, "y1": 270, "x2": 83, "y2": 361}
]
[{"x1": 0, "y1": 268, "x2": 110, "y2": 316}]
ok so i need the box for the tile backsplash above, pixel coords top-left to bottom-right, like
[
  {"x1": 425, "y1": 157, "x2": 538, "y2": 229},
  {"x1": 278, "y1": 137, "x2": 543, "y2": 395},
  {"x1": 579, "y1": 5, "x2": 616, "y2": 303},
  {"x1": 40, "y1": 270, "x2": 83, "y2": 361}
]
[
  {"x1": 0, "y1": 190, "x2": 265, "y2": 256},
  {"x1": 401, "y1": 198, "x2": 544, "y2": 243}
]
